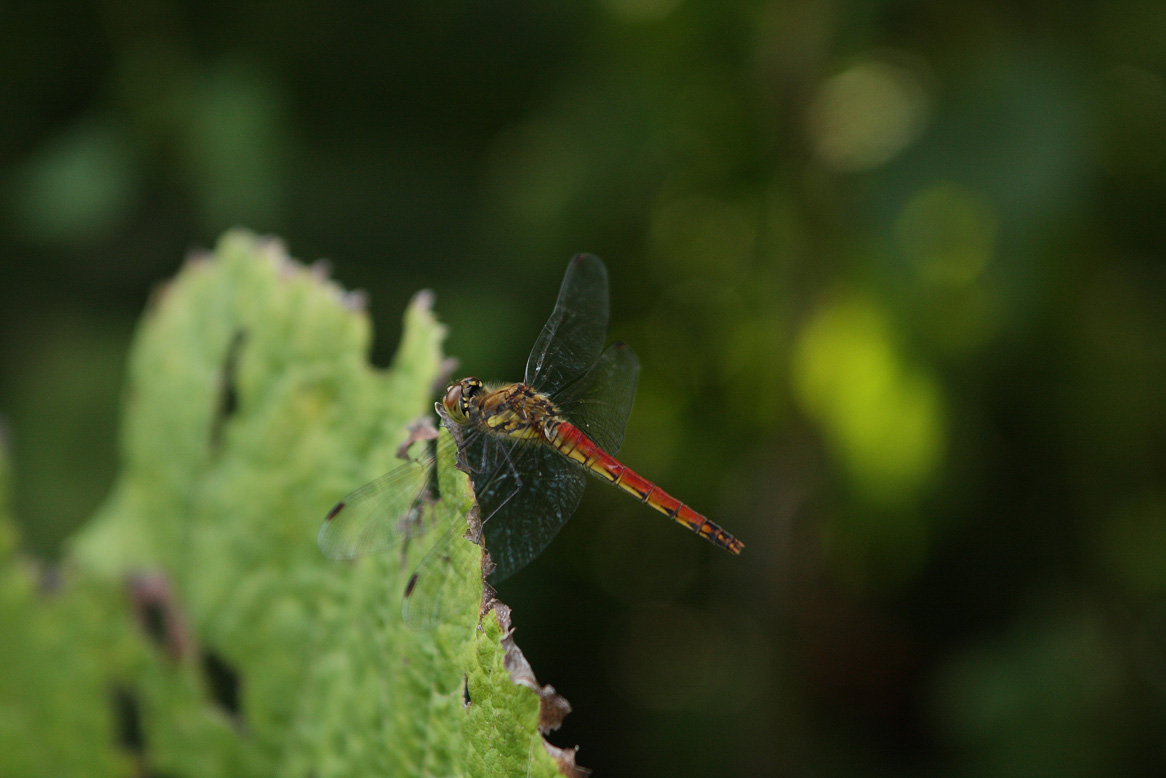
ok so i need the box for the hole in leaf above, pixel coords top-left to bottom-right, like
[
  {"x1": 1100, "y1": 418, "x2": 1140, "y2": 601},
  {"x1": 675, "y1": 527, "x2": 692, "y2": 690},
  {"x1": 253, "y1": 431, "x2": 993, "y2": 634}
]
[
  {"x1": 139, "y1": 600, "x2": 166, "y2": 646},
  {"x1": 128, "y1": 573, "x2": 192, "y2": 660},
  {"x1": 462, "y1": 673, "x2": 472, "y2": 708},
  {"x1": 210, "y1": 329, "x2": 246, "y2": 450},
  {"x1": 202, "y1": 649, "x2": 243, "y2": 719},
  {"x1": 112, "y1": 686, "x2": 144, "y2": 754}
]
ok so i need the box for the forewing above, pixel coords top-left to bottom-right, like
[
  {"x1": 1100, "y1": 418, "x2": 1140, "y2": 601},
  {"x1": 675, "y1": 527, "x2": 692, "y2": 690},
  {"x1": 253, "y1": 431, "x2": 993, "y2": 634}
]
[
  {"x1": 481, "y1": 441, "x2": 587, "y2": 583},
  {"x1": 554, "y1": 341, "x2": 639, "y2": 456},
  {"x1": 317, "y1": 433, "x2": 456, "y2": 559},
  {"x1": 524, "y1": 254, "x2": 610, "y2": 396}
]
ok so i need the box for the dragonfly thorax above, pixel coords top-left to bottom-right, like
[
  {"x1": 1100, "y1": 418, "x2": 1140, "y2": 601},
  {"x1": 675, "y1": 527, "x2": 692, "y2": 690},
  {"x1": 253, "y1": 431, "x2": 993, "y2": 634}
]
[{"x1": 444, "y1": 378, "x2": 563, "y2": 442}]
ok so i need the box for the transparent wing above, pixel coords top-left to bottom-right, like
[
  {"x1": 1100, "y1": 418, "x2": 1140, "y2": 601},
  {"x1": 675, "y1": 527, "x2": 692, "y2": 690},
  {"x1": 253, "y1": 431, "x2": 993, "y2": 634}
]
[
  {"x1": 317, "y1": 433, "x2": 457, "y2": 560},
  {"x1": 480, "y1": 441, "x2": 587, "y2": 583},
  {"x1": 553, "y1": 341, "x2": 640, "y2": 456},
  {"x1": 524, "y1": 254, "x2": 610, "y2": 397}
]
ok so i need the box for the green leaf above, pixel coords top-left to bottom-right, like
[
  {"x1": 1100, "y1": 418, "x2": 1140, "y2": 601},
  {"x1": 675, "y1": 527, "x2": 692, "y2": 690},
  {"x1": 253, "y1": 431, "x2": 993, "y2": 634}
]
[{"x1": 1, "y1": 230, "x2": 575, "y2": 777}]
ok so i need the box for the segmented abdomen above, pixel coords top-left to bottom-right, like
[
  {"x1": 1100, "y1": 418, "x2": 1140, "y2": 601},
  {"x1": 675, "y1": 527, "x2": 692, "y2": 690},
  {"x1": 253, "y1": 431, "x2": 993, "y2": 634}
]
[{"x1": 548, "y1": 422, "x2": 744, "y2": 554}]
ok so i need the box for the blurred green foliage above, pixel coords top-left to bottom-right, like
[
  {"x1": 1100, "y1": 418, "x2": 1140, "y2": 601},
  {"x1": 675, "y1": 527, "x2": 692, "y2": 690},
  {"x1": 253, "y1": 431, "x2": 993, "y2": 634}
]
[{"x1": 2, "y1": 1, "x2": 1165, "y2": 775}]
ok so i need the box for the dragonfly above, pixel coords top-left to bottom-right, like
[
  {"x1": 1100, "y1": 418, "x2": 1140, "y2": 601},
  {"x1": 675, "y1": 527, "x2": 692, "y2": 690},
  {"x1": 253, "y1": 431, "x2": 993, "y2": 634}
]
[{"x1": 318, "y1": 255, "x2": 743, "y2": 627}]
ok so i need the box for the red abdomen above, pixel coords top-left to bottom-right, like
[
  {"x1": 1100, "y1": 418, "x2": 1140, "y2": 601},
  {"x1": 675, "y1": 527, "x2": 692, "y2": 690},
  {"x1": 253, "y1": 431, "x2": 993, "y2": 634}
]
[{"x1": 548, "y1": 422, "x2": 743, "y2": 554}]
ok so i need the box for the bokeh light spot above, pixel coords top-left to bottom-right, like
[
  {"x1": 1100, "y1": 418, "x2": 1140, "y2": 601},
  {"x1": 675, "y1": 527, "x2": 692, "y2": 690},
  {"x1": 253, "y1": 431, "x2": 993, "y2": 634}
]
[
  {"x1": 648, "y1": 193, "x2": 756, "y2": 281},
  {"x1": 488, "y1": 114, "x2": 589, "y2": 224},
  {"x1": 8, "y1": 120, "x2": 138, "y2": 247},
  {"x1": 896, "y1": 182, "x2": 997, "y2": 286},
  {"x1": 792, "y1": 293, "x2": 945, "y2": 505},
  {"x1": 184, "y1": 62, "x2": 287, "y2": 230},
  {"x1": 808, "y1": 59, "x2": 931, "y2": 171}
]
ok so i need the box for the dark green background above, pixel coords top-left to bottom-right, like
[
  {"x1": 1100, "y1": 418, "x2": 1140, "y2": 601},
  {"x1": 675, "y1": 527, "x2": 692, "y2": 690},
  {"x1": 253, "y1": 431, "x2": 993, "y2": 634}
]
[{"x1": 2, "y1": 1, "x2": 1164, "y2": 775}]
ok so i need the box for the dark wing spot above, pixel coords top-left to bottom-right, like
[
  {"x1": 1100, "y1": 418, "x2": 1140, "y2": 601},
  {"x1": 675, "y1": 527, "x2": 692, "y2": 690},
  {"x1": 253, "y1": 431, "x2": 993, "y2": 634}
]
[
  {"x1": 325, "y1": 501, "x2": 345, "y2": 521},
  {"x1": 404, "y1": 573, "x2": 419, "y2": 598}
]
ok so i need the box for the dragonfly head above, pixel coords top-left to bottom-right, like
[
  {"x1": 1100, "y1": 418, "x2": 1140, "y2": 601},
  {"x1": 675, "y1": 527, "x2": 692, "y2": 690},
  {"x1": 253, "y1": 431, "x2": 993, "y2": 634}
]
[{"x1": 442, "y1": 377, "x2": 483, "y2": 424}]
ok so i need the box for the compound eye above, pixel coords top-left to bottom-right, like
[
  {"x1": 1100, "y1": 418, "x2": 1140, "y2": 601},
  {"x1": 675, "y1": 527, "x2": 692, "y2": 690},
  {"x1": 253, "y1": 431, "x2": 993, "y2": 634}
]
[
  {"x1": 442, "y1": 382, "x2": 468, "y2": 422},
  {"x1": 444, "y1": 383, "x2": 462, "y2": 405}
]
